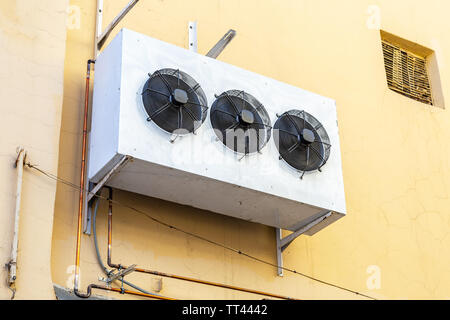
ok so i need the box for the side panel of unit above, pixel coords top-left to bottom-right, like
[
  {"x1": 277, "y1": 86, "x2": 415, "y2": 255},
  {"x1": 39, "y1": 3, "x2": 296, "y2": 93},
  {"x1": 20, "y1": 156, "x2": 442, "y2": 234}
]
[{"x1": 88, "y1": 31, "x2": 123, "y2": 182}]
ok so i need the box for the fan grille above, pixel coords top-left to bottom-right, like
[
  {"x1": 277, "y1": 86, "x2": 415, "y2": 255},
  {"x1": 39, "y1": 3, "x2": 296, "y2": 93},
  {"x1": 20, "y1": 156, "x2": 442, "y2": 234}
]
[
  {"x1": 274, "y1": 110, "x2": 331, "y2": 173},
  {"x1": 210, "y1": 90, "x2": 272, "y2": 155},
  {"x1": 142, "y1": 68, "x2": 208, "y2": 134}
]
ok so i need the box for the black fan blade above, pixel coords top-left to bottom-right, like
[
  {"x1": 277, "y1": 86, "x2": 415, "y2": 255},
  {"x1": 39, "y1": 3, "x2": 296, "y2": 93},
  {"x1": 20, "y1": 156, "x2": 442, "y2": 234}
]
[
  {"x1": 287, "y1": 142, "x2": 300, "y2": 153},
  {"x1": 223, "y1": 92, "x2": 241, "y2": 114},
  {"x1": 178, "y1": 108, "x2": 183, "y2": 129},
  {"x1": 148, "y1": 102, "x2": 171, "y2": 121},
  {"x1": 143, "y1": 88, "x2": 170, "y2": 97},
  {"x1": 154, "y1": 70, "x2": 173, "y2": 92},
  {"x1": 212, "y1": 109, "x2": 237, "y2": 119}
]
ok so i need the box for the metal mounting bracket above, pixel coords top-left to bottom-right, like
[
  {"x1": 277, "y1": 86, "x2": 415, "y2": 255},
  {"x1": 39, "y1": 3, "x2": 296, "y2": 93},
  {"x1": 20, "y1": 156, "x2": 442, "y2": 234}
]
[
  {"x1": 107, "y1": 264, "x2": 137, "y2": 284},
  {"x1": 276, "y1": 211, "x2": 332, "y2": 276},
  {"x1": 87, "y1": 155, "x2": 131, "y2": 203},
  {"x1": 206, "y1": 29, "x2": 236, "y2": 59},
  {"x1": 83, "y1": 155, "x2": 132, "y2": 234},
  {"x1": 96, "y1": 0, "x2": 140, "y2": 53},
  {"x1": 188, "y1": 21, "x2": 198, "y2": 53},
  {"x1": 188, "y1": 22, "x2": 236, "y2": 58}
]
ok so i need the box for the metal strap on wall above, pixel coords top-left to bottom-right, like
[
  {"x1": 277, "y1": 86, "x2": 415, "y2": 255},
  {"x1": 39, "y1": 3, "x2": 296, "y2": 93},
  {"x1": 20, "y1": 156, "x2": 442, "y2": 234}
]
[
  {"x1": 188, "y1": 21, "x2": 198, "y2": 53},
  {"x1": 6, "y1": 148, "x2": 27, "y2": 299}
]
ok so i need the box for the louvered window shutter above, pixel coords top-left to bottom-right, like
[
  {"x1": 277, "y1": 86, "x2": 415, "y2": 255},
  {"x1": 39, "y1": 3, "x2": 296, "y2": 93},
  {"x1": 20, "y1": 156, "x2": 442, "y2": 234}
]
[{"x1": 382, "y1": 41, "x2": 433, "y2": 105}]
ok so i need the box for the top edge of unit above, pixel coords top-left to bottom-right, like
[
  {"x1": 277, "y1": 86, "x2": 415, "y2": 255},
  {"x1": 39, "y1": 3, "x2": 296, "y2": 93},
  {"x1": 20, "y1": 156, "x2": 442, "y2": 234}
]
[{"x1": 102, "y1": 28, "x2": 338, "y2": 109}]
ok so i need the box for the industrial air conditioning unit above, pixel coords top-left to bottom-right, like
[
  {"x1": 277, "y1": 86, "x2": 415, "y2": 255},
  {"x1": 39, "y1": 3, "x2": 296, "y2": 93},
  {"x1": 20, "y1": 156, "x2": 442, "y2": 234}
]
[{"x1": 88, "y1": 28, "x2": 346, "y2": 234}]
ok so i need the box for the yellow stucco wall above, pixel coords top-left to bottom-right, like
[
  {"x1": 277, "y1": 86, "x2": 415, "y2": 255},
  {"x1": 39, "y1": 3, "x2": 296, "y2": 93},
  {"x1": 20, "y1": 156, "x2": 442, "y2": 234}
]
[
  {"x1": 2, "y1": 0, "x2": 449, "y2": 300},
  {"x1": 0, "y1": 0, "x2": 68, "y2": 299}
]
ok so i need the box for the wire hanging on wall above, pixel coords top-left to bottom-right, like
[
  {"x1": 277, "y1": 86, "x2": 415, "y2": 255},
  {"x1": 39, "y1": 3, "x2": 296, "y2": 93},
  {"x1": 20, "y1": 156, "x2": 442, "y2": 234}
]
[{"x1": 25, "y1": 161, "x2": 376, "y2": 300}]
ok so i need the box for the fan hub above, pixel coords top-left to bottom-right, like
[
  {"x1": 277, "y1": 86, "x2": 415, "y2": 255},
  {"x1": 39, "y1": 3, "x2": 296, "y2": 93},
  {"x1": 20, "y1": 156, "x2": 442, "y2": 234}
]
[
  {"x1": 170, "y1": 88, "x2": 188, "y2": 106},
  {"x1": 301, "y1": 128, "x2": 315, "y2": 144},
  {"x1": 238, "y1": 110, "x2": 255, "y2": 125}
]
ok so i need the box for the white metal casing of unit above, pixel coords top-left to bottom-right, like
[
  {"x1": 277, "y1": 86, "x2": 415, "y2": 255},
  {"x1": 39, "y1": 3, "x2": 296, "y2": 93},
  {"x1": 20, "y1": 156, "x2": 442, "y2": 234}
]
[{"x1": 88, "y1": 28, "x2": 346, "y2": 233}]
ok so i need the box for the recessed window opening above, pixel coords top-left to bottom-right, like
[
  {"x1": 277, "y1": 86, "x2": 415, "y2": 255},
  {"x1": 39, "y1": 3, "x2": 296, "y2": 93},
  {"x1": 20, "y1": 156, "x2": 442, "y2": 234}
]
[{"x1": 380, "y1": 30, "x2": 445, "y2": 109}]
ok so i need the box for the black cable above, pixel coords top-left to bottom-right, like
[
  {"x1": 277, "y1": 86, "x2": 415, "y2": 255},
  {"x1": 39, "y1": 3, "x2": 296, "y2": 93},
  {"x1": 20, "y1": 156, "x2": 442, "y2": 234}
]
[{"x1": 25, "y1": 162, "x2": 376, "y2": 300}]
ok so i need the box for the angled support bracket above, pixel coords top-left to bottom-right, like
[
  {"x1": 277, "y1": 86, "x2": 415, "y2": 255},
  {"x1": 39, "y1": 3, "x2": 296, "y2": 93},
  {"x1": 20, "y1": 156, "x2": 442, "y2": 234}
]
[
  {"x1": 276, "y1": 211, "x2": 332, "y2": 276},
  {"x1": 83, "y1": 155, "x2": 132, "y2": 234},
  {"x1": 206, "y1": 29, "x2": 236, "y2": 59},
  {"x1": 87, "y1": 155, "x2": 131, "y2": 203},
  {"x1": 96, "y1": 0, "x2": 140, "y2": 52},
  {"x1": 188, "y1": 22, "x2": 236, "y2": 58}
]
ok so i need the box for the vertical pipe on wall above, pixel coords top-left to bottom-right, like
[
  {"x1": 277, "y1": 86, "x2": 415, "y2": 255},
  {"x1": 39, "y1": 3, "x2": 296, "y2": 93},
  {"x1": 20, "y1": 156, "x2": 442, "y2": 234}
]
[
  {"x1": 107, "y1": 189, "x2": 115, "y2": 269},
  {"x1": 74, "y1": 60, "x2": 95, "y2": 298},
  {"x1": 7, "y1": 148, "x2": 26, "y2": 298},
  {"x1": 73, "y1": 2, "x2": 172, "y2": 299},
  {"x1": 82, "y1": 0, "x2": 104, "y2": 233}
]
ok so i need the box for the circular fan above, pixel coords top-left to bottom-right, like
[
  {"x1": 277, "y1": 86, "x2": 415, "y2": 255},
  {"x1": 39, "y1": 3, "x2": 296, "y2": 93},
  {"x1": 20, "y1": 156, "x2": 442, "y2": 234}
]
[
  {"x1": 210, "y1": 90, "x2": 272, "y2": 155},
  {"x1": 273, "y1": 110, "x2": 331, "y2": 177},
  {"x1": 142, "y1": 68, "x2": 208, "y2": 134}
]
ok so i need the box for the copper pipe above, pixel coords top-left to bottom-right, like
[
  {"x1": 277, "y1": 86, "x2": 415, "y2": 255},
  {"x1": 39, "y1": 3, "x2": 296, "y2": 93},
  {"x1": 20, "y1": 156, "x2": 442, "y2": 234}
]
[
  {"x1": 72, "y1": 61, "x2": 175, "y2": 301},
  {"x1": 102, "y1": 286, "x2": 175, "y2": 300},
  {"x1": 107, "y1": 188, "x2": 113, "y2": 268},
  {"x1": 84, "y1": 284, "x2": 175, "y2": 300},
  {"x1": 106, "y1": 191, "x2": 294, "y2": 300},
  {"x1": 131, "y1": 267, "x2": 294, "y2": 300},
  {"x1": 74, "y1": 59, "x2": 95, "y2": 298}
]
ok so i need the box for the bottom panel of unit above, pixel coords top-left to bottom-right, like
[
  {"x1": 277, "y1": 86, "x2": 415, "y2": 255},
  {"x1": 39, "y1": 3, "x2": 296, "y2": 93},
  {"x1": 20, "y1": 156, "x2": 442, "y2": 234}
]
[{"x1": 104, "y1": 156, "x2": 344, "y2": 232}]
